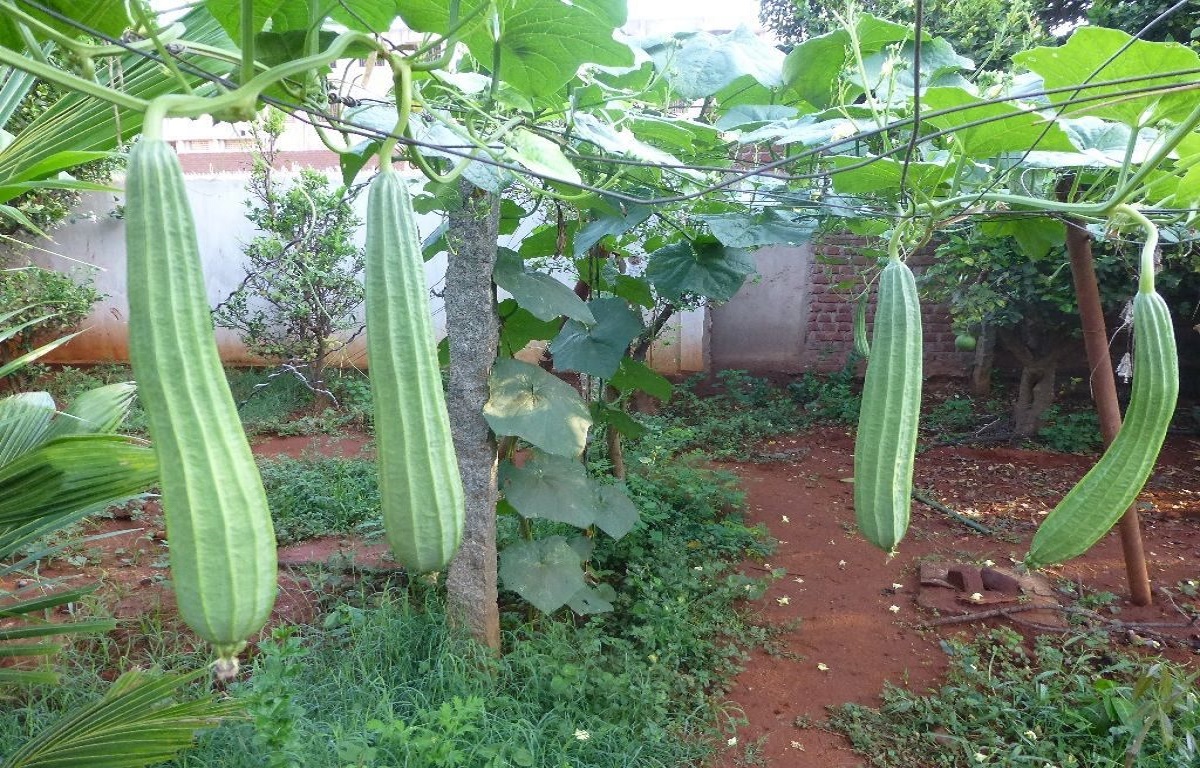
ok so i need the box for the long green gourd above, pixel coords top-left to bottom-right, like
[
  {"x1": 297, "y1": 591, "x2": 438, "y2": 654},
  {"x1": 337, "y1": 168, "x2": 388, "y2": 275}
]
[
  {"x1": 365, "y1": 163, "x2": 464, "y2": 572},
  {"x1": 125, "y1": 136, "x2": 276, "y2": 680},
  {"x1": 854, "y1": 254, "x2": 923, "y2": 552},
  {"x1": 1027, "y1": 208, "x2": 1178, "y2": 567}
]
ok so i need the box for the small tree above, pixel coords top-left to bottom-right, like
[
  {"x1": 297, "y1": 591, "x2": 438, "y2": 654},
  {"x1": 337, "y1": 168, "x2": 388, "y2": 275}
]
[
  {"x1": 213, "y1": 111, "x2": 365, "y2": 410},
  {"x1": 921, "y1": 229, "x2": 1134, "y2": 437}
]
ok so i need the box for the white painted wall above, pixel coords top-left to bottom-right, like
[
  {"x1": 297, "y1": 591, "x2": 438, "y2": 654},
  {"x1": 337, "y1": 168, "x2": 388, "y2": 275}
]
[{"x1": 13, "y1": 171, "x2": 705, "y2": 374}]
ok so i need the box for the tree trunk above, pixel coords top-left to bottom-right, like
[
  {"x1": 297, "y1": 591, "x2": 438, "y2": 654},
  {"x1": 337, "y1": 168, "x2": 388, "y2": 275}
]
[
  {"x1": 996, "y1": 327, "x2": 1068, "y2": 438},
  {"x1": 309, "y1": 339, "x2": 333, "y2": 413},
  {"x1": 444, "y1": 181, "x2": 502, "y2": 650},
  {"x1": 970, "y1": 323, "x2": 995, "y2": 398},
  {"x1": 1012, "y1": 362, "x2": 1057, "y2": 437}
]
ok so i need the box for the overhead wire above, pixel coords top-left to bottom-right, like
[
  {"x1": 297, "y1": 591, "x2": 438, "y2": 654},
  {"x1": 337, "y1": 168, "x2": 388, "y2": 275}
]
[{"x1": 9, "y1": 0, "x2": 1200, "y2": 222}]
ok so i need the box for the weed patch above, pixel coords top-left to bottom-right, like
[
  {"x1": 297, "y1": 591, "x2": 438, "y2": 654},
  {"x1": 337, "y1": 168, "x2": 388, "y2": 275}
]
[{"x1": 829, "y1": 629, "x2": 1199, "y2": 768}]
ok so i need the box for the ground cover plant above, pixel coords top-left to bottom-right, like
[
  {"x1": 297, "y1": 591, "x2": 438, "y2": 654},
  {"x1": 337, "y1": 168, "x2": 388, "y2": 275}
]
[
  {"x1": 0, "y1": 407, "x2": 776, "y2": 768},
  {"x1": 829, "y1": 629, "x2": 1200, "y2": 768}
]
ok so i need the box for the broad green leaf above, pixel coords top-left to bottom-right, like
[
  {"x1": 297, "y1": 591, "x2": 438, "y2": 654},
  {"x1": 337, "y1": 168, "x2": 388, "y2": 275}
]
[
  {"x1": 328, "y1": 0, "x2": 401, "y2": 32},
  {"x1": 923, "y1": 87, "x2": 1075, "y2": 158},
  {"x1": 484, "y1": 359, "x2": 592, "y2": 457},
  {"x1": 1015, "y1": 27, "x2": 1200, "y2": 127},
  {"x1": 611, "y1": 275, "x2": 655, "y2": 309},
  {"x1": 782, "y1": 31, "x2": 852, "y2": 110},
  {"x1": 853, "y1": 38, "x2": 973, "y2": 101},
  {"x1": 573, "y1": 204, "x2": 653, "y2": 256},
  {"x1": 550, "y1": 298, "x2": 643, "y2": 379},
  {"x1": 829, "y1": 156, "x2": 950, "y2": 196},
  {"x1": 498, "y1": 300, "x2": 561, "y2": 356},
  {"x1": 590, "y1": 401, "x2": 647, "y2": 439},
  {"x1": 340, "y1": 140, "x2": 381, "y2": 187},
  {"x1": 571, "y1": 113, "x2": 684, "y2": 167},
  {"x1": 505, "y1": 129, "x2": 581, "y2": 186},
  {"x1": 1169, "y1": 163, "x2": 1200, "y2": 208},
  {"x1": 1059, "y1": 118, "x2": 1161, "y2": 165},
  {"x1": 399, "y1": 110, "x2": 515, "y2": 192},
  {"x1": 980, "y1": 217, "x2": 1066, "y2": 260},
  {"x1": 645, "y1": 238, "x2": 756, "y2": 303},
  {"x1": 499, "y1": 536, "x2": 586, "y2": 613},
  {"x1": 698, "y1": 210, "x2": 817, "y2": 248},
  {"x1": 567, "y1": 583, "x2": 616, "y2": 615},
  {"x1": 715, "y1": 104, "x2": 802, "y2": 131},
  {"x1": 399, "y1": 0, "x2": 632, "y2": 97},
  {"x1": 499, "y1": 452, "x2": 595, "y2": 528},
  {"x1": 625, "y1": 115, "x2": 722, "y2": 154},
  {"x1": 781, "y1": 15, "x2": 910, "y2": 109},
  {"x1": 736, "y1": 116, "x2": 861, "y2": 147},
  {"x1": 609, "y1": 358, "x2": 672, "y2": 402},
  {"x1": 205, "y1": 0, "x2": 285, "y2": 42},
  {"x1": 494, "y1": 250, "x2": 594, "y2": 323},
  {"x1": 642, "y1": 27, "x2": 784, "y2": 100},
  {"x1": 253, "y1": 30, "x2": 374, "y2": 68},
  {"x1": 0, "y1": 1, "x2": 132, "y2": 50},
  {"x1": 593, "y1": 484, "x2": 638, "y2": 539}
]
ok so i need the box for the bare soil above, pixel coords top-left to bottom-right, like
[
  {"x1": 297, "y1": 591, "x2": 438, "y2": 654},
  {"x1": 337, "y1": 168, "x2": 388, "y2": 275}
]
[
  {"x1": 713, "y1": 426, "x2": 1200, "y2": 767},
  {"x1": 20, "y1": 426, "x2": 1200, "y2": 767}
]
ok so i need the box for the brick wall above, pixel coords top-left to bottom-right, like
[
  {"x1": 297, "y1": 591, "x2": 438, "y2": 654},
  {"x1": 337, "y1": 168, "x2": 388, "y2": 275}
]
[{"x1": 804, "y1": 235, "x2": 972, "y2": 377}]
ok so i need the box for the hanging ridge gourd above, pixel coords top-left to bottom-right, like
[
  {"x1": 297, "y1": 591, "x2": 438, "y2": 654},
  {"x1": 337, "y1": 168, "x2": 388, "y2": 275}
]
[
  {"x1": 853, "y1": 254, "x2": 923, "y2": 552},
  {"x1": 365, "y1": 163, "x2": 465, "y2": 572},
  {"x1": 125, "y1": 134, "x2": 277, "y2": 681},
  {"x1": 1026, "y1": 207, "x2": 1178, "y2": 567}
]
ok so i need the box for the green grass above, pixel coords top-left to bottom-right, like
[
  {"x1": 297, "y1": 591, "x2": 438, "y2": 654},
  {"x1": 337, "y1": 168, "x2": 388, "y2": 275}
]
[
  {"x1": 0, "y1": 403, "x2": 774, "y2": 768},
  {"x1": 829, "y1": 628, "x2": 1200, "y2": 768},
  {"x1": 258, "y1": 456, "x2": 381, "y2": 544}
]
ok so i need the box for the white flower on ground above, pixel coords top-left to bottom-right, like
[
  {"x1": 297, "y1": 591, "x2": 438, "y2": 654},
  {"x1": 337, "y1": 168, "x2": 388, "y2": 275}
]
[
  {"x1": 727, "y1": 736, "x2": 738, "y2": 747},
  {"x1": 574, "y1": 729, "x2": 590, "y2": 741},
  {"x1": 888, "y1": 605, "x2": 900, "y2": 613}
]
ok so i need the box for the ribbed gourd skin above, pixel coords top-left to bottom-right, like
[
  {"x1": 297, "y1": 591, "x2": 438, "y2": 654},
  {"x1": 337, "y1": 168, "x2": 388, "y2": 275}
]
[
  {"x1": 125, "y1": 139, "x2": 277, "y2": 661},
  {"x1": 1027, "y1": 291, "x2": 1178, "y2": 567},
  {"x1": 365, "y1": 169, "x2": 464, "y2": 573},
  {"x1": 854, "y1": 258, "x2": 923, "y2": 552}
]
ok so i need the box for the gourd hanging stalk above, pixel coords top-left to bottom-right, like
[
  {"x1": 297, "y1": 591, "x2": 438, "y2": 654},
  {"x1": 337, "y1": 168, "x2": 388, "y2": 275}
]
[
  {"x1": 365, "y1": 64, "x2": 465, "y2": 572},
  {"x1": 853, "y1": 227, "x2": 923, "y2": 553},
  {"x1": 1026, "y1": 206, "x2": 1178, "y2": 567},
  {"x1": 125, "y1": 111, "x2": 277, "y2": 680}
]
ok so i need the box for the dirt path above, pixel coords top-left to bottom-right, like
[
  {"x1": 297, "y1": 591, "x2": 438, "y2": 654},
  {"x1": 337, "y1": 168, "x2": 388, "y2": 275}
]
[{"x1": 714, "y1": 427, "x2": 1200, "y2": 767}]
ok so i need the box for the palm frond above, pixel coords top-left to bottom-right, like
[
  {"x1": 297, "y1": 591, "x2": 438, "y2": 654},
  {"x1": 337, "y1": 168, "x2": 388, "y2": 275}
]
[{"x1": 0, "y1": 668, "x2": 243, "y2": 768}]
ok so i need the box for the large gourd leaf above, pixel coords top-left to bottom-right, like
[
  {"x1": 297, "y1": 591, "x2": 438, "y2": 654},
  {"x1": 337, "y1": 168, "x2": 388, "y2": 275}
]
[
  {"x1": 922, "y1": 87, "x2": 1076, "y2": 158},
  {"x1": 499, "y1": 536, "x2": 586, "y2": 613},
  {"x1": 550, "y1": 298, "x2": 643, "y2": 379},
  {"x1": 645, "y1": 238, "x2": 755, "y2": 303},
  {"x1": 484, "y1": 359, "x2": 591, "y2": 457},
  {"x1": 697, "y1": 210, "x2": 816, "y2": 248},
  {"x1": 399, "y1": 0, "x2": 633, "y2": 98},
  {"x1": 499, "y1": 452, "x2": 596, "y2": 528},
  {"x1": 1015, "y1": 28, "x2": 1200, "y2": 128},
  {"x1": 593, "y1": 484, "x2": 638, "y2": 540},
  {"x1": 641, "y1": 27, "x2": 785, "y2": 100},
  {"x1": 609, "y1": 358, "x2": 672, "y2": 402},
  {"x1": 494, "y1": 250, "x2": 594, "y2": 323}
]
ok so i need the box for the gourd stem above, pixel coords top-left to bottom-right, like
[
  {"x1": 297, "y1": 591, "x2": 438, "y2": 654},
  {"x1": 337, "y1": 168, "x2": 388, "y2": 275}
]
[{"x1": 1113, "y1": 204, "x2": 1159, "y2": 295}]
